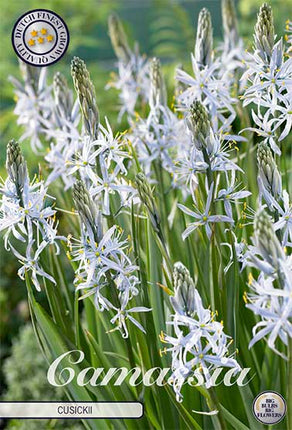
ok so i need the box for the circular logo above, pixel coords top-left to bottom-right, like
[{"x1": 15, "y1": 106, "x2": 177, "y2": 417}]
[
  {"x1": 253, "y1": 391, "x2": 286, "y2": 425},
  {"x1": 12, "y1": 9, "x2": 69, "y2": 67}
]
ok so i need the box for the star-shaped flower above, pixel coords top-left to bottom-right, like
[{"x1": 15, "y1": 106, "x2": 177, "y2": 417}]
[
  {"x1": 37, "y1": 37, "x2": 44, "y2": 44},
  {"x1": 178, "y1": 182, "x2": 233, "y2": 239},
  {"x1": 47, "y1": 34, "x2": 54, "y2": 42},
  {"x1": 30, "y1": 29, "x2": 38, "y2": 37},
  {"x1": 40, "y1": 28, "x2": 47, "y2": 35},
  {"x1": 28, "y1": 39, "x2": 35, "y2": 46}
]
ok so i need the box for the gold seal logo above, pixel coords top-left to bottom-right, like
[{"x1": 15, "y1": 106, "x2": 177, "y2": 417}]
[{"x1": 12, "y1": 9, "x2": 69, "y2": 66}]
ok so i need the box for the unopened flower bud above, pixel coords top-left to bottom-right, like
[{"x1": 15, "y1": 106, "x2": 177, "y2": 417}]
[
  {"x1": 257, "y1": 142, "x2": 282, "y2": 205},
  {"x1": 195, "y1": 8, "x2": 213, "y2": 68},
  {"x1": 254, "y1": 3, "x2": 275, "y2": 60},
  {"x1": 53, "y1": 72, "x2": 73, "y2": 121},
  {"x1": 71, "y1": 57, "x2": 99, "y2": 140},
  {"x1": 108, "y1": 14, "x2": 131, "y2": 64},
  {"x1": 135, "y1": 173, "x2": 160, "y2": 234},
  {"x1": 254, "y1": 209, "x2": 284, "y2": 267},
  {"x1": 170, "y1": 262, "x2": 196, "y2": 316},
  {"x1": 187, "y1": 101, "x2": 211, "y2": 150},
  {"x1": 6, "y1": 139, "x2": 27, "y2": 200},
  {"x1": 221, "y1": 0, "x2": 239, "y2": 51},
  {"x1": 73, "y1": 180, "x2": 102, "y2": 241},
  {"x1": 149, "y1": 57, "x2": 167, "y2": 109}
]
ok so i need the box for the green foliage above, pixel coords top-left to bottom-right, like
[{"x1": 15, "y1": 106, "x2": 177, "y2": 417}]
[
  {"x1": 3, "y1": 324, "x2": 83, "y2": 429},
  {"x1": 148, "y1": 3, "x2": 194, "y2": 60},
  {"x1": 3, "y1": 324, "x2": 61, "y2": 401}
]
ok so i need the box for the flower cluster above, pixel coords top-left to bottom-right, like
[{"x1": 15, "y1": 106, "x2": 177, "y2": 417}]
[
  {"x1": 162, "y1": 262, "x2": 241, "y2": 401},
  {"x1": 71, "y1": 57, "x2": 134, "y2": 206},
  {"x1": 243, "y1": 209, "x2": 292, "y2": 358},
  {"x1": 9, "y1": 63, "x2": 54, "y2": 153},
  {"x1": 177, "y1": 101, "x2": 250, "y2": 239},
  {"x1": 45, "y1": 71, "x2": 81, "y2": 189},
  {"x1": 70, "y1": 180, "x2": 150, "y2": 338},
  {"x1": 53, "y1": 57, "x2": 149, "y2": 337},
  {"x1": 220, "y1": 0, "x2": 246, "y2": 74},
  {"x1": 257, "y1": 142, "x2": 291, "y2": 247},
  {"x1": 241, "y1": 3, "x2": 292, "y2": 154},
  {"x1": 46, "y1": 57, "x2": 136, "y2": 215},
  {"x1": 0, "y1": 140, "x2": 62, "y2": 290},
  {"x1": 131, "y1": 58, "x2": 187, "y2": 179},
  {"x1": 107, "y1": 13, "x2": 150, "y2": 121},
  {"x1": 176, "y1": 7, "x2": 239, "y2": 134}
]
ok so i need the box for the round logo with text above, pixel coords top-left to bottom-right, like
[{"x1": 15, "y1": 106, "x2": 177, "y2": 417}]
[
  {"x1": 12, "y1": 9, "x2": 69, "y2": 66},
  {"x1": 253, "y1": 391, "x2": 286, "y2": 425}
]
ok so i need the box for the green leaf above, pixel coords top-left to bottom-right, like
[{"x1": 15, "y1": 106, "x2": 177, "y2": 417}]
[{"x1": 220, "y1": 404, "x2": 250, "y2": 430}]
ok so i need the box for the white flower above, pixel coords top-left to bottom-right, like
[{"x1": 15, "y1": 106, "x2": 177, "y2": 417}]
[
  {"x1": 163, "y1": 265, "x2": 240, "y2": 401},
  {"x1": 0, "y1": 177, "x2": 56, "y2": 250},
  {"x1": 176, "y1": 56, "x2": 236, "y2": 130},
  {"x1": 217, "y1": 172, "x2": 251, "y2": 220},
  {"x1": 107, "y1": 47, "x2": 150, "y2": 120},
  {"x1": 9, "y1": 240, "x2": 56, "y2": 291},
  {"x1": 9, "y1": 67, "x2": 54, "y2": 153},
  {"x1": 67, "y1": 136, "x2": 100, "y2": 184},
  {"x1": 90, "y1": 157, "x2": 133, "y2": 215},
  {"x1": 93, "y1": 117, "x2": 129, "y2": 173},
  {"x1": 178, "y1": 183, "x2": 233, "y2": 239},
  {"x1": 132, "y1": 105, "x2": 183, "y2": 177},
  {"x1": 173, "y1": 147, "x2": 208, "y2": 192},
  {"x1": 242, "y1": 109, "x2": 282, "y2": 154},
  {"x1": 241, "y1": 38, "x2": 292, "y2": 154},
  {"x1": 108, "y1": 304, "x2": 152, "y2": 338},
  {"x1": 242, "y1": 40, "x2": 292, "y2": 108},
  {"x1": 273, "y1": 191, "x2": 292, "y2": 247},
  {"x1": 247, "y1": 274, "x2": 292, "y2": 358},
  {"x1": 45, "y1": 104, "x2": 81, "y2": 189}
]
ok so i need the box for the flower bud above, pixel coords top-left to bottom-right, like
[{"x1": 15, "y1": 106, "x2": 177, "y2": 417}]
[
  {"x1": 108, "y1": 14, "x2": 131, "y2": 64},
  {"x1": 257, "y1": 142, "x2": 282, "y2": 203},
  {"x1": 73, "y1": 180, "x2": 101, "y2": 241},
  {"x1": 135, "y1": 172, "x2": 160, "y2": 234},
  {"x1": 170, "y1": 262, "x2": 196, "y2": 316},
  {"x1": 6, "y1": 139, "x2": 27, "y2": 200},
  {"x1": 254, "y1": 209, "x2": 284, "y2": 267},
  {"x1": 19, "y1": 60, "x2": 40, "y2": 92},
  {"x1": 195, "y1": 8, "x2": 213, "y2": 68},
  {"x1": 254, "y1": 3, "x2": 275, "y2": 60},
  {"x1": 186, "y1": 101, "x2": 211, "y2": 150},
  {"x1": 221, "y1": 0, "x2": 239, "y2": 51},
  {"x1": 53, "y1": 72, "x2": 73, "y2": 121},
  {"x1": 149, "y1": 57, "x2": 167, "y2": 109},
  {"x1": 71, "y1": 57, "x2": 99, "y2": 140}
]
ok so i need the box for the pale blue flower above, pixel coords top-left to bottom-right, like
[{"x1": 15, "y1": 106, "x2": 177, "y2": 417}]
[
  {"x1": 108, "y1": 304, "x2": 152, "y2": 338},
  {"x1": 273, "y1": 191, "x2": 292, "y2": 247},
  {"x1": 247, "y1": 274, "x2": 292, "y2": 358},
  {"x1": 178, "y1": 183, "x2": 233, "y2": 239},
  {"x1": 217, "y1": 173, "x2": 251, "y2": 220},
  {"x1": 164, "y1": 266, "x2": 240, "y2": 400},
  {"x1": 107, "y1": 46, "x2": 150, "y2": 121},
  {"x1": 9, "y1": 67, "x2": 54, "y2": 153},
  {"x1": 90, "y1": 157, "x2": 134, "y2": 215},
  {"x1": 9, "y1": 240, "x2": 56, "y2": 291}
]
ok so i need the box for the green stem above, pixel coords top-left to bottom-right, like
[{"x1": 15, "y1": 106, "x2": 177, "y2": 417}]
[
  {"x1": 209, "y1": 388, "x2": 227, "y2": 430},
  {"x1": 196, "y1": 386, "x2": 226, "y2": 430}
]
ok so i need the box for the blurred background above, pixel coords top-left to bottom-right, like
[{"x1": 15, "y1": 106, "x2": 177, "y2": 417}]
[{"x1": 0, "y1": 0, "x2": 291, "y2": 428}]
